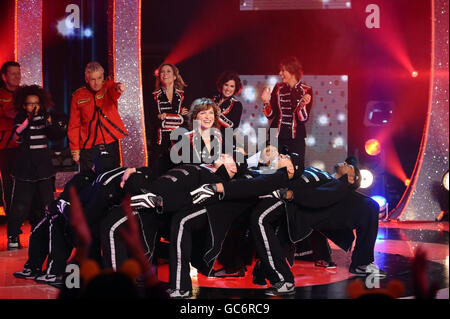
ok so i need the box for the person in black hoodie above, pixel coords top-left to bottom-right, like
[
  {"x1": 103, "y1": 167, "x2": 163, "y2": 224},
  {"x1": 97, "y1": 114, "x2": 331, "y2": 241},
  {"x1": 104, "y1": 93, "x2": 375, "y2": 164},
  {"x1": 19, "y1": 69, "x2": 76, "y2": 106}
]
[{"x1": 6, "y1": 85, "x2": 61, "y2": 249}]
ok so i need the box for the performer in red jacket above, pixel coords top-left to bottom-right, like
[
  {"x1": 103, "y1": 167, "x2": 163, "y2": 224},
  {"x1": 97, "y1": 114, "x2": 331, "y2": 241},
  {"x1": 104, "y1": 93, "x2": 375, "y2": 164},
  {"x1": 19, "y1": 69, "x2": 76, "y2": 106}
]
[
  {"x1": 68, "y1": 62, "x2": 128, "y2": 172},
  {"x1": 0, "y1": 61, "x2": 21, "y2": 219}
]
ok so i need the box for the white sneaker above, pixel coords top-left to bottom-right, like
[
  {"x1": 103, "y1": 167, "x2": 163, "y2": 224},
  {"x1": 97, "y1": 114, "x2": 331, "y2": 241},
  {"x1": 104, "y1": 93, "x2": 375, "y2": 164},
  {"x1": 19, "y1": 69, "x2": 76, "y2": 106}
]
[
  {"x1": 265, "y1": 281, "x2": 295, "y2": 296},
  {"x1": 168, "y1": 289, "x2": 191, "y2": 299}
]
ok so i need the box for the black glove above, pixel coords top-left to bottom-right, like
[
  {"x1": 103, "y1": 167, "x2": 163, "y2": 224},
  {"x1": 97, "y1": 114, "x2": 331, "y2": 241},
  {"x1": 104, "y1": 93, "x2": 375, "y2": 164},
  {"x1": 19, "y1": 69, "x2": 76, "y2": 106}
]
[{"x1": 190, "y1": 184, "x2": 217, "y2": 205}]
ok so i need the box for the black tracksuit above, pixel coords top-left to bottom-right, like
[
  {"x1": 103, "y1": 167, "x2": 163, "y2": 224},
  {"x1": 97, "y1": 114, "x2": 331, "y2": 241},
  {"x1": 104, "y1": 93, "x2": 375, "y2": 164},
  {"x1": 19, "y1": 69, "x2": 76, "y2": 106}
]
[
  {"x1": 24, "y1": 170, "x2": 96, "y2": 275},
  {"x1": 7, "y1": 110, "x2": 56, "y2": 237},
  {"x1": 169, "y1": 167, "x2": 290, "y2": 291},
  {"x1": 250, "y1": 166, "x2": 380, "y2": 285},
  {"x1": 100, "y1": 163, "x2": 233, "y2": 270}
]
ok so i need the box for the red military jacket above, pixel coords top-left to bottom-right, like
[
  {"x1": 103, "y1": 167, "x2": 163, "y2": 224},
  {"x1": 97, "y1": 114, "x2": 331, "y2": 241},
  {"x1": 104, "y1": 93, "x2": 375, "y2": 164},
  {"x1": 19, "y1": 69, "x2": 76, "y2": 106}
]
[
  {"x1": 0, "y1": 87, "x2": 19, "y2": 149},
  {"x1": 68, "y1": 79, "x2": 128, "y2": 152}
]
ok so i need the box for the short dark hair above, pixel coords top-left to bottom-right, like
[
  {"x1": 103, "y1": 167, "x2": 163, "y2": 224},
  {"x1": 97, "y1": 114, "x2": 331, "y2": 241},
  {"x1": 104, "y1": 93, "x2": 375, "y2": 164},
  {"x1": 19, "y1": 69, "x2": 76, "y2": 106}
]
[
  {"x1": 216, "y1": 71, "x2": 243, "y2": 96},
  {"x1": 189, "y1": 97, "x2": 221, "y2": 130},
  {"x1": 345, "y1": 156, "x2": 361, "y2": 190},
  {"x1": 13, "y1": 85, "x2": 54, "y2": 112},
  {"x1": 351, "y1": 166, "x2": 362, "y2": 190},
  {"x1": 1, "y1": 61, "x2": 20, "y2": 75},
  {"x1": 279, "y1": 56, "x2": 303, "y2": 80}
]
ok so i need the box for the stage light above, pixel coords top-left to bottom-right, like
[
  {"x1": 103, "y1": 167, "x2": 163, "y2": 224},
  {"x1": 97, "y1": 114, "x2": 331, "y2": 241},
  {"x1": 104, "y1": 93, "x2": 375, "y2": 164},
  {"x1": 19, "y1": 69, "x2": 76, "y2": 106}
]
[
  {"x1": 337, "y1": 113, "x2": 346, "y2": 122},
  {"x1": 243, "y1": 86, "x2": 256, "y2": 102},
  {"x1": 365, "y1": 139, "x2": 381, "y2": 156},
  {"x1": 268, "y1": 76, "x2": 278, "y2": 87},
  {"x1": 364, "y1": 101, "x2": 394, "y2": 127},
  {"x1": 411, "y1": 71, "x2": 419, "y2": 78},
  {"x1": 371, "y1": 195, "x2": 387, "y2": 211},
  {"x1": 310, "y1": 160, "x2": 326, "y2": 171},
  {"x1": 318, "y1": 114, "x2": 329, "y2": 126},
  {"x1": 305, "y1": 135, "x2": 316, "y2": 147},
  {"x1": 360, "y1": 169, "x2": 374, "y2": 189},
  {"x1": 83, "y1": 28, "x2": 93, "y2": 38},
  {"x1": 404, "y1": 179, "x2": 411, "y2": 187},
  {"x1": 154, "y1": 69, "x2": 159, "y2": 77},
  {"x1": 340, "y1": 75, "x2": 348, "y2": 82},
  {"x1": 332, "y1": 137, "x2": 344, "y2": 149},
  {"x1": 443, "y1": 170, "x2": 449, "y2": 191},
  {"x1": 259, "y1": 115, "x2": 268, "y2": 125},
  {"x1": 56, "y1": 18, "x2": 75, "y2": 37}
]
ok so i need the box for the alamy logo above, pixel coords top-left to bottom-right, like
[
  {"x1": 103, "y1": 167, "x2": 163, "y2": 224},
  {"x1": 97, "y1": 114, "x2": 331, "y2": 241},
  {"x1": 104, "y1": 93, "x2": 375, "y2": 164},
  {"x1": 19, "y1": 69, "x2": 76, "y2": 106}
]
[
  {"x1": 365, "y1": 270, "x2": 381, "y2": 289},
  {"x1": 65, "y1": 4, "x2": 80, "y2": 29},
  {"x1": 365, "y1": 4, "x2": 380, "y2": 29},
  {"x1": 65, "y1": 264, "x2": 80, "y2": 289}
]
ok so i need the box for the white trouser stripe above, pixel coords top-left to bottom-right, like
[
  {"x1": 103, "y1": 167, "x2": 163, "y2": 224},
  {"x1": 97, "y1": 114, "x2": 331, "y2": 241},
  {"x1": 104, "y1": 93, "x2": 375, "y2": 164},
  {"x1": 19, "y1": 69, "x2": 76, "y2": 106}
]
[
  {"x1": 47, "y1": 218, "x2": 54, "y2": 274},
  {"x1": 176, "y1": 209, "x2": 207, "y2": 291},
  {"x1": 109, "y1": 211, "x2": 139, "y2": 271},
  {"x1": 258, "y1": 200, "x2": 285, "y2": 282}
]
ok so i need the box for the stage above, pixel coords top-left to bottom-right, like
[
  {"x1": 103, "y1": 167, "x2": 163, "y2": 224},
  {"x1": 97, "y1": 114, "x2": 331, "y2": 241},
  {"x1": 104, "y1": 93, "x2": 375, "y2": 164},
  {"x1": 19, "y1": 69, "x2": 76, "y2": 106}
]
[{"x1": 1, "y1": 221, "x2": 448, "y2": 299}]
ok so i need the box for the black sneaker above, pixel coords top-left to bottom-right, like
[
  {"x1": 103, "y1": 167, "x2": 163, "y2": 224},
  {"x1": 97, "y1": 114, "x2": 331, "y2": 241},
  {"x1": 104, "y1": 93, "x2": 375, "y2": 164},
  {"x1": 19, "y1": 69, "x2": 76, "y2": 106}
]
[
  {"x1": 211, "y1": 267, "x2": 246, "y2": 278},
  {"x1": 265, "y1": 281, "x2": 295, "y2": 296},
  {"x1": 252, "y1": 261, "x2": 268, "y2": 286},
  {"x1": 314, "y1": 260, "x2": 337, "y2": 269},
  {"x1": 349, "y1": 263, "x2": 387, "y2": 277},
  {"x1": 8, "y1": 236, "x2": 21, "y2": 250},
  {"x1": 13, "y1": 268, "x2": 42, "y2": 279}
]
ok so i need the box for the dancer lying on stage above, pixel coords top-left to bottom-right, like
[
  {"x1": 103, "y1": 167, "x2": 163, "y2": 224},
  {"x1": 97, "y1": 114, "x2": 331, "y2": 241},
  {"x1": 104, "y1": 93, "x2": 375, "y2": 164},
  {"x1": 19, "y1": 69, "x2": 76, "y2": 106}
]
[{"x1": 196, "y1": 152, "x2": 386, "y2": 296}]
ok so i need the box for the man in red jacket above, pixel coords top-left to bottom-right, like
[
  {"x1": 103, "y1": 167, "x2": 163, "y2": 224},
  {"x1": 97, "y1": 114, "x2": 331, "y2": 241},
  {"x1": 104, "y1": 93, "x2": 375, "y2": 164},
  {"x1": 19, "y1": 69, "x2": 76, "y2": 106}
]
[
  {"x1": 68, "y1": 62, "x2": 128, "y2": 172},
  {"x1": 0, "y1": 61, "x2": 21, "y2": 218}
]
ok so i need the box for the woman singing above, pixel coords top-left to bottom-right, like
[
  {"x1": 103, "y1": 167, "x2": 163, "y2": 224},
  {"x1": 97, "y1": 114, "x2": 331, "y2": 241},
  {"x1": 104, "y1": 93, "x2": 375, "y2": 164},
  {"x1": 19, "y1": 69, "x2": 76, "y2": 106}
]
[{"x1": 148, "y1": 63, "x2": 189, "y2": 176}]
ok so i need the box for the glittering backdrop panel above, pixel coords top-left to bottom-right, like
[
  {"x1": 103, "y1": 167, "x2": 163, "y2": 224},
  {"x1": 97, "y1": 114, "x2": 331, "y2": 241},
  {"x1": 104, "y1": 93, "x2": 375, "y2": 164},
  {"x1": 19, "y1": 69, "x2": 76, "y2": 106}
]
[
  {"x1": 111, "y1": 0, "x2": 147, "y2": 168},
  {"x1": 15, "y1": 0, "x2": 43, "y2": 86},
  {"x1": 394, "y1": 0, "x2": 449, "y2": 221}
]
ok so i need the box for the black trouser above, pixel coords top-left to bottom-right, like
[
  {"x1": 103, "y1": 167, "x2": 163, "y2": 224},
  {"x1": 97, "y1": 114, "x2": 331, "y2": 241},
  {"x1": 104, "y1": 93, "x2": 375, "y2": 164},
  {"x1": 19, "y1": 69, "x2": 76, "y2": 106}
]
[
  {"x1": 100, "y1": 205, "x2": 166, "y2": 270},
  {"x1": 250, "y1": 198, "x2": 294, "y2": 285},
  {"x1": 0, "y1": 148, "x2": 18, "y2": 216},
  {"x1": 217, "y1": 211, "x2": 254, "y2": 273},
  {"x1": 308, "y1": 230, "x2": 332, "y2": 262},
  {"x1": 7, "y1": 178, "x2": 54, "y2": 237},
  {"x1": 311, "y1": 192, "x2": 380, "y2": 267},
  {"x1": 25, "y1": 212, "x2": 73, "y2": 275},
  {"x1": 148, "y1": 134, "x2": 173, "y2": 177},
  {"x1": 169, "y1": 207, "x2": 208, "y2": 291},
  {"x1": 79, "y1": 141, "x2": 120, "y2": 172},
  {"x1": 278, "y1": 138, "x2": 305, "y2": 160}
]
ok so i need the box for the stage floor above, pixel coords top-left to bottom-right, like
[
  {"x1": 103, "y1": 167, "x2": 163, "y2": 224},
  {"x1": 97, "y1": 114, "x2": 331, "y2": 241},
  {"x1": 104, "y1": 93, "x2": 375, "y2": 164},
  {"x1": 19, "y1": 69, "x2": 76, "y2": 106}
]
[{"x1": 0, "y1": 221, "x2": 448, "y2": 299}]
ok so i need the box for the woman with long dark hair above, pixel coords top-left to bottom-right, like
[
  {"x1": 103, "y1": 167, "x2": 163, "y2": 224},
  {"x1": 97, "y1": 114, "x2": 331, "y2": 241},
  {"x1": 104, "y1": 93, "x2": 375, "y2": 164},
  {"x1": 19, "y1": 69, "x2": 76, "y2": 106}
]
[{"x1": 212, "y1": 71, "x2": 243, "y2": 152}]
